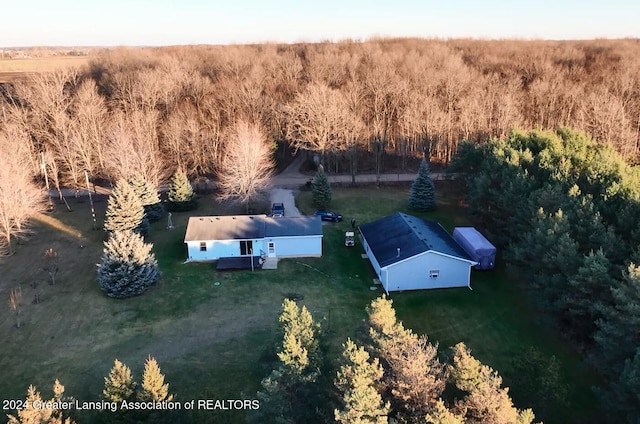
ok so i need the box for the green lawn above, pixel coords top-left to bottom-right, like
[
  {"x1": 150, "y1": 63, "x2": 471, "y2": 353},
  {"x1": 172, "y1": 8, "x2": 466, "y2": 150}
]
[{"x1": 0, "y1": 182, "x2": 597, "y2": 423}]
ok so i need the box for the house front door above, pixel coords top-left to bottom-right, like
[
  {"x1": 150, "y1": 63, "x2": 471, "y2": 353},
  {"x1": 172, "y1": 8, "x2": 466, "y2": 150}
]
[{"x1": 268, "y1": 242, "x2": 276, "y2": 257}]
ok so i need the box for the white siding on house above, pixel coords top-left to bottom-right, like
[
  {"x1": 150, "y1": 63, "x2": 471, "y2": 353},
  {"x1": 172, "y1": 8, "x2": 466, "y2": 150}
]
[
  {"x1": 265, "y1": 236, "x2": 322, "y2": 258},
  {"x1": 361, "y1": 235, "x2": 382, "y2": 278},
  {"x1": 383, "y1": 251, "x2": 472, "y2": 292},
  {"x1": 186, "y1": 239, "x2": 265, "y2": 261}
]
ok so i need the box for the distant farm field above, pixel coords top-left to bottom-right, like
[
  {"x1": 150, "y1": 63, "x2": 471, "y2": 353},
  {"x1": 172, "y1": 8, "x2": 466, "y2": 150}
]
[
  {"x1": 0, "y1": 183, "x2": 598, "y2": 423},
  {"x1": 0, "y1": 57, "x2": 91, "y2": 82}
]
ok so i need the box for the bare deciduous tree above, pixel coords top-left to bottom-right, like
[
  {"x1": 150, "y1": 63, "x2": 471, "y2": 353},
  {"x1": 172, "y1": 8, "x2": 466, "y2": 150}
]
[
  {"x1": 217, "y1": 120, "x2": 274, "y2": 210},
  {"x1": 0, "y1": 125, "x2": 47, "y2": 255},
  {"x1": 105, "y1": 110, "x2": 166, "y2": 188}
]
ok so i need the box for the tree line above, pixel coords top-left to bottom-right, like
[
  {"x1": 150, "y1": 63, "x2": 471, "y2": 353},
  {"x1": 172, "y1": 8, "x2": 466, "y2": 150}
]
[
  {"x1": 450, "y1": 128, "x2": 640, "y2": 423},
  {"x1": 2, "y1": 38, "x2": 640, "y2": 186}
]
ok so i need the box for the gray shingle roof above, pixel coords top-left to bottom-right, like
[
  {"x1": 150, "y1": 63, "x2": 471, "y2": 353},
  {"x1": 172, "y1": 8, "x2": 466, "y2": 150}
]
[
  {"x1": 184, "y1": 215, "x2": 322, "y2": 242},
  {"x1": 359, "y1": 212, "x2": 474, "y2": 267}
]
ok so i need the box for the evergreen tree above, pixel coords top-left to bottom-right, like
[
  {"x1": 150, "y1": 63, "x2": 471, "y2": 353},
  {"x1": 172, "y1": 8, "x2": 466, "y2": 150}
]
[
  {"x1": 97, "y1": 230, "x2": 160, "y2": 298},
  {"x1": 138, "y1": 356, "x2": 174, "y2": 402},
  {"x1": 408, "y1": 158, "x2": 436, "y2": 212},
  {"x1": 168, "y1": 168, "x2": 197, "y2": 212},
  {"x1": 367, "y1": 296, "x2": 446, "y2": 421},
  {"x1": 103, "y1": 359, "x2": 136, "y2": 402},
  {"x1": 593, "y1": 263, "x2": 640, "y2": 376},
  {"x1": 129, "y1": 175, "x2": 165, "y2": 222},
  {"x1": 448, "y1": 343, "x2": 536, "y2": 424},
  {"x1": 562, "y1": 249, "x2": 613, "y2": 345},
  {"x1": 255, "y1": 299, "x2": 322, "y2": 423},
  {"x1": 104, "y1": 179, "x2": 149, "y2": 236},
  {"x1": 425, "y1": 400, "x2": 465, "y2": 424},
  {"x1": 605, "y1": 348, "x2": 640, "y2": 424},
  {"x1": 277, "y1": 298, "x2": 321, "y2": 382},
  {"x1": 311, "y1": 165, "x2": 332, "y2": 209},
  {"x1": 334, "y1": 338, "x2": 389, "y2": 424},
  {"x1": 7, "y1": 381, "x2": 75, "y2": 424}
]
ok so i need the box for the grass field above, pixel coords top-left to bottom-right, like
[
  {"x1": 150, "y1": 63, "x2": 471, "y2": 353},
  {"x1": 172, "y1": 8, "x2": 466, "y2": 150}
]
[
  {"x1": 0, "y1": 182, "x2": 598, "y2": 423},
  {"x1": 0, "y1": 57, "x2": 91, "y2": 82}
]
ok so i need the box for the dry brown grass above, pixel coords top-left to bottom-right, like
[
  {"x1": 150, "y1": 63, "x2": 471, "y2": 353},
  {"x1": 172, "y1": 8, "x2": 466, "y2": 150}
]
[{"x1": 0, "y1": 57, "x2": 91, "y2": 82}]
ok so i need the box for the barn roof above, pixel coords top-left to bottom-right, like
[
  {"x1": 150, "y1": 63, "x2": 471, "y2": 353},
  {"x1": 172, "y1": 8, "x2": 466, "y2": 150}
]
[
  {"x1": 359, "y1": 212, "x2": 474, "y2": 267},
  {"x1": 184, "y1": 215, "x2": 322, "y2": 242}
]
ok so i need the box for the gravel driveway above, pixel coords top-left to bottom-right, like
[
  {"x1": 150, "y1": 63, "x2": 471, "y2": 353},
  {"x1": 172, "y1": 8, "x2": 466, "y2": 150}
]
[{"x1": 269, "y1": 188, "x2": 301, "y2": 217}]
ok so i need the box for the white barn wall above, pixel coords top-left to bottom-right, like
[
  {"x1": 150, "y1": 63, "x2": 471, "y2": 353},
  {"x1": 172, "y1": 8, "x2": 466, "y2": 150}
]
[
  {"x1": 265, "y1": 236, "x2": 322, "y2": 258},
  {"x1": 384, "y1": 251, "x2": 472, "y2": 292}
]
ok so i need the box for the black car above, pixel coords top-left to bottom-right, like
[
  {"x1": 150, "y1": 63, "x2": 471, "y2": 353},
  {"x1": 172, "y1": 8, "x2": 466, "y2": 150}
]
[
  {"x1": 271, "y1": 203, "x2": 285, "y2": 217},
  {"x1": 314, "y1": 209, "x2": 343, "y2": 222}
]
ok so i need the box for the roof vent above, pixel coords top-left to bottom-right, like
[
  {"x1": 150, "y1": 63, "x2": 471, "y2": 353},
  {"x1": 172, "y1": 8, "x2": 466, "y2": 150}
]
[
  {"x1": 216, "y1": 217, "x2": 220, "y2": 220},
  {"x1": 199, "y1": 218, "x2": 203, "y2": 221},
  {"x1": 232, "y1": 217, "x2": 236, "y2": 219},
  {"x1": 397, "y1": 248, "x2": 400, "y2": 258}
]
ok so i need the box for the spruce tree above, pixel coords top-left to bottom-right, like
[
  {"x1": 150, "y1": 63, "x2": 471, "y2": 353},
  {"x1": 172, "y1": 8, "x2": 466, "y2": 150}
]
[
  {"x1": 168, "y1": 168, "x2": 197, "y2": 212},
  {"x1": 334, "y1": 338, "x2": 389, "y2": 424},
  {"x1": 103, "y1": 359, "x2": 136, "y2": 402},
  {"x1": 97, "y1": 230, "x2": 160, "y2": 298},
  {"x1": 408, "y1": 158, "x2": 436, "y2": 212},
  {"x1": 605, "y1": 348, "x2": 640, "y2": 423},
  {"x1": 277, "y1": 298, "x2": 321, "y2": 382},
  {"x1": 104, "y1": 179, "x2": 149, "y2": 236},
  {"x1": 129, "y1": 175, "x2": 165, "y2": 222},
  {"x1": 138, "y1": 356, "x2": 173, "y2": 402},
  {"x1": 311, "y1": 165, "x2": 332, "y2": 209}
]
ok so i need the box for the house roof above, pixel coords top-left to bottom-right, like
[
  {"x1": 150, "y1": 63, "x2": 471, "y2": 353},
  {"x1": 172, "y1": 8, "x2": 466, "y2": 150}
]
[
  {"x1": 359, "y1": 212, "x2": 474, "y2": 267},
  {"x1": 264, "y1": 216, "x2": 322, "y2": 237},
  {"x1": 184, "y1": 215, "x2": 322, "y2": 242}
]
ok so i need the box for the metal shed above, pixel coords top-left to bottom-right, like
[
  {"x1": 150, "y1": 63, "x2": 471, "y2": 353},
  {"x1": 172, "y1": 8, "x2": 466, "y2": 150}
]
[{"x1": 452, "y1": 227, "x2": 496, "y2": 270}]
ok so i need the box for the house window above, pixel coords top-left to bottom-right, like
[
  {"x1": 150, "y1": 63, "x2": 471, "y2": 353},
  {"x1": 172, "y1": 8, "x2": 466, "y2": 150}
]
[
  {"x1": 240, "y1": 240, "x2": 253, "y2": 256},
  {"x1": 200, "y1": 242, "x2": 207, "y2": 252},
  {"x1": 429, "y1": 269, "x2": 440, "y2": 279}
]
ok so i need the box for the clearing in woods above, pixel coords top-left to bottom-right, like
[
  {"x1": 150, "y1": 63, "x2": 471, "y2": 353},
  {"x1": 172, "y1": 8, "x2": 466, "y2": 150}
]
[{"x1": 0, "y1": 56, "x2": 91, "y2": 82}]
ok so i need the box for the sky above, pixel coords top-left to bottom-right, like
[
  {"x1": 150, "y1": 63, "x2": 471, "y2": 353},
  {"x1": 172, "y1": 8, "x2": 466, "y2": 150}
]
[{"x1": 1, "y1": 0, "x2": 639, "y2": 47}]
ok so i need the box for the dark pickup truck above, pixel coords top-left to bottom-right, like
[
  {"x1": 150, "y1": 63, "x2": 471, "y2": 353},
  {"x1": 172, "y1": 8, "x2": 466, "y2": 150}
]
[{"x1": 271, "y1": 203, "x2": 285, "y2": 217}]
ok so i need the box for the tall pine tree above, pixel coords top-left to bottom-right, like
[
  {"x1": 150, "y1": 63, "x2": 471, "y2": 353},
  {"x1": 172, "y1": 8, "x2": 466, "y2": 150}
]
[
  {"x1": 311, "y1": 165, "x2": 332, "y2": 209},
  {"x1": 334, "y1": 338, "x2": 389, "y2": 424},
  {"x1": 255, "y1": 299, "x2": 322, "y2": 423},
  {"x1": 593, "y1": 263, "x2": 640, "y2": 376},
  {"x1": 408, "y1": 158, "x2": 436, "y2": 212},
  {"x1": 103, "y1": 359, "x2": 136, "y2": 402},
  {"x1": 104, "y1": 179, "x2": 149, "y2": 236},
  {"x1": 7, "y1": 381, "x2": 75, "y2": 424},
  {"x1": 168, "y1": 168, "x2": 197, "y2": 212},
  {"x1": 138, "y1": 356, "x2": 174, "y2": 402},
  {"x1": 97, "y1": 230, "x2": 160, "y2": 298},
  {"x1": 448, "y1": 343, "x2": 536, "y2": 424}
]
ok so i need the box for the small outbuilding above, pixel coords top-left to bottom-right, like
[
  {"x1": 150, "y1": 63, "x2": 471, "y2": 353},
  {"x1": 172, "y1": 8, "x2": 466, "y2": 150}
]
[
  {"x1": 184, "y1": 215, "x2": 323, "y2": 262},
  {"x1": 452, "y1": 227, "x2": 496, "y2": 270},
  {"x1": 359, "y1": 212, "x2": 477, "y2": 293}
]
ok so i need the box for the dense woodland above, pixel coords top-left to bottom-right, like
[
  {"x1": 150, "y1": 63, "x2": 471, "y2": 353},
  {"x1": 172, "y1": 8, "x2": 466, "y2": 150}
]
[
  {"x1": 1, "y1": 38, "x2": 640, "y2": 188},
  {"x1": 2, "y1": 38, "x2": 640, "y2": 422}
]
